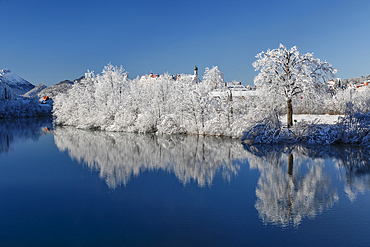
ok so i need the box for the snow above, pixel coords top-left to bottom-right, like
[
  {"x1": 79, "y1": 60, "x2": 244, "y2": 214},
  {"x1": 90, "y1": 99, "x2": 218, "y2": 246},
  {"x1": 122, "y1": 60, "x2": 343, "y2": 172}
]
[
  {"x1": 23, "y1": 83, "x2": 47, "y2": 98},
  {"x1": 209, "y1": 88, "x2": 258, "y2": 98},
  {"x1": 0, "y1": 69, "x2": 51, "y2": 118},
  {"x1": 279, "y1": 114, "x2": 344, "y2": 125},
  {"x1": 0, "y1": 69, "x2": 35, "y2": 95},
  {"x1": 0, "y1": 69, "x2": 29, "y2": 86}
]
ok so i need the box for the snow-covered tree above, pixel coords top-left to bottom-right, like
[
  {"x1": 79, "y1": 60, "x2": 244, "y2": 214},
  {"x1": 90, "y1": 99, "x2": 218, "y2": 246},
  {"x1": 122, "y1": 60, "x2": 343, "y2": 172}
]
[
  {"x1": 202, "y1": 66, "x2": 225, "y2": 90},
  {"x1": 253, "y1": 44, "x2": 337, "y2": 127},
  {"x1": 0, "y1": 82, "x2": 16, "y2": 101}
]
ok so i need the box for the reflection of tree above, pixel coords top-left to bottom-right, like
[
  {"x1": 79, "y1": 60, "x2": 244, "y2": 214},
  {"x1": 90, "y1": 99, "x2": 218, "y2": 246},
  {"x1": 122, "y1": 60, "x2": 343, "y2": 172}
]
[
  {"x1": 53, "y1": 127, "x2": 248, "y2": 188},
  {"x1": 53, "y1": 126, "x2": 370, "y2": 225},
  {"x1": 244, "y1": 145, "x2": 338, "y2": 228},
  {"x1": 244, "y1": 143, "x2": 370, "y2": 227},
  {"x1": 0, "y1": 118, "x2": 52, "y2": 153},
  {"x1": 294, "y1": 145, "x2": 370, "y2": 202},
  {"x1": 331, "y1": 147, "x2": 370, "y2": 202}
]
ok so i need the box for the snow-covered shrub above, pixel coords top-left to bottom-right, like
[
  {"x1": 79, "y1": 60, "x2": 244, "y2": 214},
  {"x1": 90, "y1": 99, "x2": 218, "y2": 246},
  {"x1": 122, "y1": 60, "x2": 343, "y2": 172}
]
[
  {"x1": 335, "y1": 103, "x2": 370, "y2": 144},
  {"x1": 157, "y1": 115, "x2": 186, "y2": 135},
  {"x1": 241, "y1": 109, "x2": 294, "y2": 144}
]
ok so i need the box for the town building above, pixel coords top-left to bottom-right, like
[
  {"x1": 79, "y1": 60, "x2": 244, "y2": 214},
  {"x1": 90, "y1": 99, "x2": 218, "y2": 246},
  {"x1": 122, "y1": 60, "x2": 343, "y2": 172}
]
[{"x1": 139, "y1": 65, "x2": 201, "y2": 84}]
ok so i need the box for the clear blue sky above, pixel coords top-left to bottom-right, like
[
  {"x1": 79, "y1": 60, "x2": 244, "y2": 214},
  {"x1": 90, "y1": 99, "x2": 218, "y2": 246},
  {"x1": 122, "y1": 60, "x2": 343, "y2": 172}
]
[{"x1": 1, "y1": 0, "x2": 370, "y2": 86}]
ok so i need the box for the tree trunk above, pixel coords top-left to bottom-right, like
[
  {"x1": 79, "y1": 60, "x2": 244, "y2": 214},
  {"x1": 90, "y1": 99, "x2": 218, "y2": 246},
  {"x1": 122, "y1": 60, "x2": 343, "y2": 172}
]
[
  {"x1": 287, "y1": 99, "x2": 293, "y2": 128},
  {"x1": 288, "y1": 153, "x2": 293, "y2": 176}
]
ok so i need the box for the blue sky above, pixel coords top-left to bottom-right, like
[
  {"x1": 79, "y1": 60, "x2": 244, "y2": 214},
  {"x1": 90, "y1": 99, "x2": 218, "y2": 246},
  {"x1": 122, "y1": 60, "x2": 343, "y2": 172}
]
[{"x1": 1, "y1": 0, "x2": 370, "y2": 86}]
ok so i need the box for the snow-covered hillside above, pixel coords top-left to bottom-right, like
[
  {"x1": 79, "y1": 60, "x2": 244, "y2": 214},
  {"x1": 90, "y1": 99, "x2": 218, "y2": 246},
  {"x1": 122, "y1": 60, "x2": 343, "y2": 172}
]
[
  {"x1": 35, "y1": 76, "x2": 84, "y2": 100},
  {"x1": 0, "y1": 69, "x2": 35, "y2": 95},
  {"x1": 23, "y1": 83, "x2": 48, "y2": 98}
]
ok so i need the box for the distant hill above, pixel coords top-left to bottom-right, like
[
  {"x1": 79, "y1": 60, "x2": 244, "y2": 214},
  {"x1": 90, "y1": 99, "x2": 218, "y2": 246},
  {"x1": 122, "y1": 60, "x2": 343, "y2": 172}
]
[
  {"x1": 23, "y1": 83, "x2": 48, "y2": 98},
  {"x1": 35, "y1": 76, "x2": 84, "y2": 100},
  {"x1": 0, "y1": 69, "x2": 35, "y2": 95}
]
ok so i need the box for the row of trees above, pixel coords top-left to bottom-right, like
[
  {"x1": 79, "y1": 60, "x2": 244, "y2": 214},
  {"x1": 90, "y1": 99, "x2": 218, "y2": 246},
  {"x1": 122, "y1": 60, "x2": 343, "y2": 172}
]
[
  {"x1": 53, "y1": 44, "x2": 369, "y2": 138},
  {"x1": 53, "y1": 64, "x2": 255, "y2": 137}
]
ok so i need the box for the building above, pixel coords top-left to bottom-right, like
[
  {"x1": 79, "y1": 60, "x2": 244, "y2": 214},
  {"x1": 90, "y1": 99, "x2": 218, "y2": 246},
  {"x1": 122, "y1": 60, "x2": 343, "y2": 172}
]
[
  {"x1": 139, "y1": 65, "x2": 201, "y2": 84},
  {"x1": 191, "y1": 65, "x2": 201, "y2": 84},
  {"x1": 327, "y1": 78, "x2": 341, "y2": 90},
  {"x1": 209, "y1": 82, "x2": 258, "y2": 99},
  {"x1": 354, "y1": 79, "x2": 370, "y2": 92},
  {"x1": 140, "y1": 72, "x2": 160, "y2": 82}
]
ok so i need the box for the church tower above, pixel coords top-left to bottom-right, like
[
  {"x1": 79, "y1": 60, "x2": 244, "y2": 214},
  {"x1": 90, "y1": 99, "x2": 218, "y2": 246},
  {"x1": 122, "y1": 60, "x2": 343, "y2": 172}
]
[{"x1": 192, "y1": 65, "x2": 200, "y2": 83}]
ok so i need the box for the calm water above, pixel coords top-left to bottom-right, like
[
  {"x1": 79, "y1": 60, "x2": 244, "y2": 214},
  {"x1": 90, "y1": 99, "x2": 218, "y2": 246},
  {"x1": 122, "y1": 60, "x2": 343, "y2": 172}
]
[{"x1": 1, "y1": 118, "x2": 370, "y2": 246}]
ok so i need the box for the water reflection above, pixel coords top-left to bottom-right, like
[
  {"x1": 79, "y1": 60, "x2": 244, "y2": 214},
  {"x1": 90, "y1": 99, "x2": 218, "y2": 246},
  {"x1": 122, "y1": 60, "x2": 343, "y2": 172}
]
[
  {"x1": 52, "y1": 127, "x2": 370, "y2": 228},
  {"x1": 244, "y1": 144, "x2": 370, "y2": 227},
  {"x1": 331, "y1": 147, "x2": 370, "y2": 202},
  {"x1": 0, "y1": 117, "x2": 52, "y2": 153},
  {"x1": 53, "y1": 127, "x2": 247, "y2": 188},
  {"x1": 244, "y1": 145, "x2": 338, "y2": 227},
  {"x1": 280, "y1": 145, "x2": 370, "y2": 202}
]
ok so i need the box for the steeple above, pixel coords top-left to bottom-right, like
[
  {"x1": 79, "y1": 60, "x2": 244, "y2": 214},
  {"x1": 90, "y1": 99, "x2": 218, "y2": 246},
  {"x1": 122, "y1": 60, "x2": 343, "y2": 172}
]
[{"x1": 192, "y1": 65, "x2": 201, "y2": 84}]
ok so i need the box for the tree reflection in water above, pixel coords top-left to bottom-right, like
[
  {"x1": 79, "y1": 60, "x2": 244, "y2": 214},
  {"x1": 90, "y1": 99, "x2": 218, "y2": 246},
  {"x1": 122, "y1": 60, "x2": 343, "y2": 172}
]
[
  {"x1": 53, "y1": 126, "x2": 370, "y2": 228},
  {"x1": 0, "y1": 117, "x2": 52, "y2": 153},
  {"x1": 301, "y1": 145, "x2": 370, "y2": 202},
  {"x1": 53, "y1": 127, "x2": 248, "y2": 188},
  {"x1": 243, "y1": 144, "x2": 370, "y2": 228}
]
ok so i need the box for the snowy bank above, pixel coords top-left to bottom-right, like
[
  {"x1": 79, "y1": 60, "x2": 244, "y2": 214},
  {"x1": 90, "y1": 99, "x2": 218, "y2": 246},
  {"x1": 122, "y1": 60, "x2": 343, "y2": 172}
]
[
  {"x1": 242, "y1": 107, "x2": 370, "y2": 146},
  {"x1": 0, "y1": 97, "x2": 52, "y2": 119},
  {"x1": 279, "y1": 114, "x2": 344, "y2": 125}
]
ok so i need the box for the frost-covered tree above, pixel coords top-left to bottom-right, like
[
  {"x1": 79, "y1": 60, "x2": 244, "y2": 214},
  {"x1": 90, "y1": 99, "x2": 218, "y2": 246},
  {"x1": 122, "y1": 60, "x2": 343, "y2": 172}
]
[
  {"x1": 52, "y1": 63, "x2": 284, "y2": 137},
  {"x1": 0, "y1": 82, "x2": 15, "y2": 101},
  {"x1": 202, "y1": 66, "x2": 225, "y2": 90},
  {"x1": 253, "y1": 44, "x2": 337, "y2": 127}
]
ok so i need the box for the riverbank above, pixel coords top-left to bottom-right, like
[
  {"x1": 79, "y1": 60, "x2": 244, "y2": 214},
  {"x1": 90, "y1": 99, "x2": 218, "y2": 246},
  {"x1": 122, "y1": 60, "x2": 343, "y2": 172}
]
[{"x1": 243, "y1": 111, "x2": 370, "y2": 146}]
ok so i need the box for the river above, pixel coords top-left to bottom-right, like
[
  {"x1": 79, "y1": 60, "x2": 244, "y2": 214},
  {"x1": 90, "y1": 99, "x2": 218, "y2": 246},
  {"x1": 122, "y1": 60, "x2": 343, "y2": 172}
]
[{"x1": 0, "y1": 117, "x2": 369, "y2": 246}]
